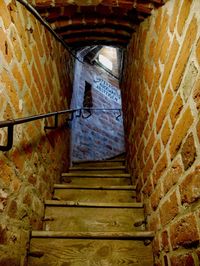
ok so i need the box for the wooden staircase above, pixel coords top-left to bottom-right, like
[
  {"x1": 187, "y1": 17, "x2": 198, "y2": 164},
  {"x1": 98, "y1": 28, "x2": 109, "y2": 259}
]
[{"x1": 27, "y1": 158, "x2": 154, "y2": 265}]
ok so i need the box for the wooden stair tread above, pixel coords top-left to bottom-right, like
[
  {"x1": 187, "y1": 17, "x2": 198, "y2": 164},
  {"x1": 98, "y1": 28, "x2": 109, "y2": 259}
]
[
  {"x1": 54, "y1": 187, "x2": 136, "y2": 203},
  {"x1": 69, "y1": 166, "x2": 126, "y2": 170},
  {"x1": 44, "y1": 206, "x2": 144, "y2": 232},
  {"x1": 31, "y1": 230, "x2": 154, "y2": 239},
  {"x1": 62, "y1": 173, "x2": 131, "y2": 177},
  {"x1": 54, "y1": 184, "x2": 136, "y2": 190},
  {"x1": 29, "y1": 238, "x2": 153, "y2": 266},
  {"x1": 73, "y1": 159, "x2": 125, "y2": 164},
  {"x1": 62, "y1": 177, "x2": 131, "y2": 186},
  {"x1": 45, "y1": 200, "x2": 143, "y2": 208}
]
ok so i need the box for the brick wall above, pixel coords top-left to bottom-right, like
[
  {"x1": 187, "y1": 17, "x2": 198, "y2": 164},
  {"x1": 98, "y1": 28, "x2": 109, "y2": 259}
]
[
  {"x1": 121, "y1": 0, "x2": 200, "y2": 265},
  {"x1": 71, "y1": 51, "x2": 125, "y2": 161},
  {"x1": 0, "y1": 1, "x2": 74, "y2": 264}
]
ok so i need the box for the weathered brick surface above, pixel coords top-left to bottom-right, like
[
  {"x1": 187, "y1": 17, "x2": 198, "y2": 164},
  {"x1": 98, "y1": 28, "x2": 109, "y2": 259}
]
[
  {"x1": 0, "y1": 0, "x2": 74, "y2": 261},
  {"x1": 169, "y1": 107, "x2": 194, "y2": 159},
  {"x1": 121, "y1": 0, "x2": 200, "y2": 263},
  {"x1": 181, "y1": 133, "x2": 196, "y2": 170},
  {"x1": 170, "y1": 93, "x2": 183, "y2": 127},
  {"x1": 170, "y1": 253, "x2": 195, "y2": 266},
  {"x1": 171, "y1": 17, "x2": 197, "y2": 91},
  {"x1": 163, "y1": 157, "x2": 183, "y2": 195},
  {"x1": 180, "y1": 166, "x2": 200, "y2": 204},
  {"x1": 170, "y1": 214, "x2": 199, "y2": 249},
  {"x1": 177, "y1": 0, "x2": 193, "y2": 36},
  {"x1": 160, "y1": 191, "x2": 179, "y2": 226}
]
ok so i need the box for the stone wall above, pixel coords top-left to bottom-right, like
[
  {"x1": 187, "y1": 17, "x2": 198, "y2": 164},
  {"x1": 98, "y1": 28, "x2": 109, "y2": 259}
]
[
  {"x1": 0, "y1": 1, "x2": 74, "y2": 264},
  {"x1": 121, "y1": 0, "x2": 200, "y2": 265}
]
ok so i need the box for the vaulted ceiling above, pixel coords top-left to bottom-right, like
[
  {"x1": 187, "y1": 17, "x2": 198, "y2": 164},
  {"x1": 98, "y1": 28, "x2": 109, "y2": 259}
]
[{"x1": 29, "y1": 0, "x2": 166, "y2": 49}]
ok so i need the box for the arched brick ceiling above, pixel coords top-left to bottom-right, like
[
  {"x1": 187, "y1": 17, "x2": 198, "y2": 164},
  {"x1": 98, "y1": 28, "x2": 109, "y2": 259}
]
[{"x1": 30, "y1": 0, "x2": 165, "y2": 49}]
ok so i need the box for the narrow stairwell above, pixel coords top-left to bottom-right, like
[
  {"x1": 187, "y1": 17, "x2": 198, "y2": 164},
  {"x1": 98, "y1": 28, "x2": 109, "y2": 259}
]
[{"x1": 28, "y1": 157, "x2": 154, "y2": 265}]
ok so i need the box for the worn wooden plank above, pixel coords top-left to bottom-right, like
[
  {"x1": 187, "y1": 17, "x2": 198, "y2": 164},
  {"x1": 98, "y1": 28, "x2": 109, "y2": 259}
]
[
  {"x1": 62, "y1": 173, "x2": 131, "y2": 178},
  {"x1": 54, "y1": 184, "x2": 136, "y2": 190},
  {"x1": 31, "y1": 230, "x2": 155, "y2": 239},
  {"x1": 69, "y1": 166, "x2": 126, "y2": 171},
  {"x1": 45, "y1": 200, "x2": 143, "y2": 208},
  {"x1": 62, "y1": 177, "x2": 132, "y2": 186},
  {"x1": 69, "y1": 166, "x2": 127, "y2": 174},
  {"x1": 44, "y1": 206, "x2": 144, "y2": 232},
  {"x1": 72, "y1": 159, "x2": 125, "y2": 168},
  {"x1": 28, "y1": 238, "x2": 153, "y2": 265},
  {"x1": 53, "y1": 188, "x2": 136, "y2": 203}
]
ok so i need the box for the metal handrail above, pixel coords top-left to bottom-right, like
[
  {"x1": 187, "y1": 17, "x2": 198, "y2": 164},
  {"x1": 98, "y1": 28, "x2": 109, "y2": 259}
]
[{"x1": 0, "y1": 108, "x2": 122, "y2": 151}]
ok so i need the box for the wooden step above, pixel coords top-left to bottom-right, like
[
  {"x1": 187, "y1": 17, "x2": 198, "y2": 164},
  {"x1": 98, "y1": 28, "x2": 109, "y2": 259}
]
[
  {"x1": 69, "y1": 166, "x2": 127, "y2": 174},
  {"x1": 62, "y1": 173, "x2": 131, "y2": 186},
  {"x1": 54, "y1": 184, "x2": 136, "y2": 190},
  {"x1": 53, "y1": 184, "x2": 136, "y2": 203},
  {"x1": 28, "y1": 238, "x2": 153, "y2": 265},
  {"x1": 31, "y1": 230, "x2": 154, "y2": 239},
  {"x1": 43, "y1": 201, "x2": 144, "y2": 232},
  {"x1": 72, "y1": 159, "x2": 125, "y2": 167},
  {"x1": 62, "y1": 173, "x2": 130, "y2": 178},
  {"x1": 62, "y1": 177, "x2": 132, "y2": 186}
]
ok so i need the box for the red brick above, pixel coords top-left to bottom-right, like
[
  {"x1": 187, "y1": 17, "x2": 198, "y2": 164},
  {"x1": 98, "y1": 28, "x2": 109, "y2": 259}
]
[
  {"x1": 22, "y1": 62, "x2": 32, "y2": 87},
  {"x1": 142, "y1": 176, "x2": 153, "y2": 197},
  {"x1": 148, "y1": 211, "x2": 161, "y2": 231},
  {"x1": 153, "y1": 152, "x2": 168, "y2": 186},
  {"x1": 154, "y1": 88, "x2": 162, "y2": 112},
  {"x1": 169, "y1": 0, "x2": 181, "y2": 33},
  {"x1": 9, "y1": 27, "x2": 22, "y2": 62},
  {"x1": 12, "y1": 149, "x2": 25, "y2": 172},
  {"x1": 161, "y1": 120, "x2": 171, "y2": 146},
  {"x1": 180, "y1": 166, "x2": 200, "y2": 204},
  {"x1": 163, "y1": 157, "x2": 183, "y2": 194},
  {"x1": 0, "y1": 1, "x2": 11, "y2": 29},
  {"x1": 181, "y1": 133, "x2": 196, "y2": 170},
  {"x1": 151, "y1": 182, "x2": 163, "y2": 211},
  {"x1": 143, "y1": 155, "x2": 153, "y2": 183},
  {"x1": 170, "y1": 253, "x2": 195, "y2": 266},
  {"x1": 156, "y1": 88, "x2": 173, "y2": 133},
  {"x1": 0, "y1": 225, "x2": 7, "y2": 244},
  {"x1": 160, "y1": 191, "x2": 179, "y2": 226},
  {"x1": 153, "y1": 12, "x2": 169, "y2": 65},
  {"x1": 196, "y1": 37, "x2": 200, "y2": 65},
  {"x1": 154, "y1": 9, "x2": 163, "y2": 35},
  {"x1": 0, "y1": 29, "x2": 13, "y2": 63},
  {"x1": 161, "y1": 230, "x2": 169, "y2": 252},
  {"x1": 170, "y1": 93, "x2": 183, "y2": 127},
  {"x1": 7, "y1": 200, "x2": 17, "y2": 218},
  {"x1": 177, "y1": 0, "x2": 193, "y2": 36},
  {"x1": 1, "y1": 70, "x2": 20, "y2": 114},
  {"x1": 171, "y1": 17, "x2": 197, "y2": 91},
  {"x1": 160, "y1": 33, "x2": 170, "y2": 64},
  {"x1": 144, "y1": 131, "x2": 155, "y2": 161},
  {"x1": 197, "y1": 120, "x2": 200, "y2": 143},
  {"x1": 169, "y1": 107, "x2": 194, "y2": 159},
  {"x1": 170, "y1": 214, "x2": 199, "y2": 249},
  {"x1": 153, "y1": 139, "x2": 161, "y2": 163},
  {"x1": 161, "y1": 37, "x2": 179, "y2": 90},
  {"x1": 193, "y1": 78, "x2": 200, "y2": 110},
  {"x1": 152, "y1": 233, "x2": 160, "y2": 256},
  {"x1": 12, "y1": 63, "x2": 24, "y2": 90}
]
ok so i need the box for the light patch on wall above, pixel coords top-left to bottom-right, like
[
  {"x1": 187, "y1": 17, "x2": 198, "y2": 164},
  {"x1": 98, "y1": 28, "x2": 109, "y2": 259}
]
[
  {"x1": 98, "y1": 54, "x2": 113, "y2": 71},
  {"x1": 19, "y1": 99, "x2": 23, "y2": 112}
]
